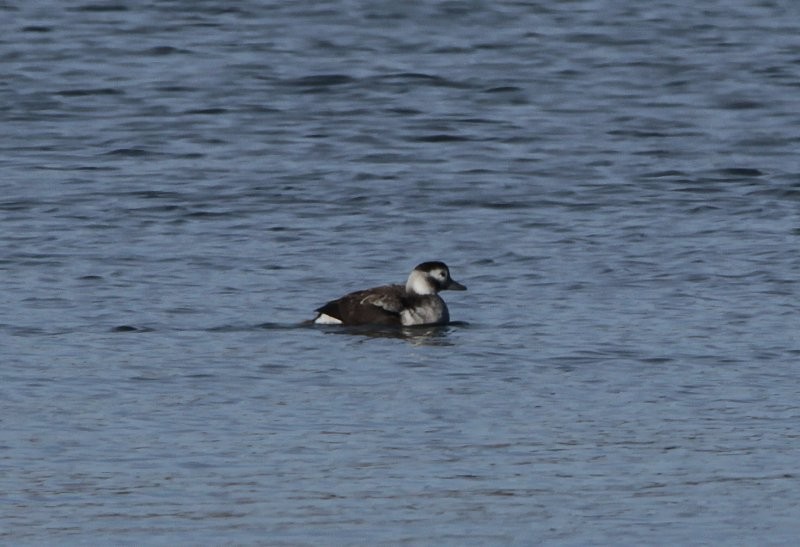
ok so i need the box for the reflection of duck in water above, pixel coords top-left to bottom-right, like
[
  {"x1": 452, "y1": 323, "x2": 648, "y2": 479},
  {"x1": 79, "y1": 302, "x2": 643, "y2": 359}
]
[{"x1": 312, "y1": 261, "x2": 466, "y2": 327}]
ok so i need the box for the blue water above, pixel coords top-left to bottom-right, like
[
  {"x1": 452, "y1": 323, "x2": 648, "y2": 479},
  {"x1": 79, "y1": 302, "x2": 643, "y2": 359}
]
[{"x1": 2, "y1": 1, "x2": 800, "y2": 544}]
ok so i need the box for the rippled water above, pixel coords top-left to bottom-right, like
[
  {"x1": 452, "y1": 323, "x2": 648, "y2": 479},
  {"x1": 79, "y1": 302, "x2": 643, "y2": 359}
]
[{"x1": 3, "y1": 0, "x2": 800, "y2": 544}]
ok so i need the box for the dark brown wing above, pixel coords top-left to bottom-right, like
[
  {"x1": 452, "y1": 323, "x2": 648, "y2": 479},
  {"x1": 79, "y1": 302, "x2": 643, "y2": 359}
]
[{"x1": 316, "y1": 285, "x2": 405, "y2": 326}]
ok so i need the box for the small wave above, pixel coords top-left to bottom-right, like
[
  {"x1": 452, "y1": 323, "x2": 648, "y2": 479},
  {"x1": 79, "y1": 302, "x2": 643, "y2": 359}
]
[
  {"x1": 56, "y1": 88, "x2": 124, "y2": 97},
  {"x1": 286, "y1": 74, "x2": 356, "y2": 87},
  {"x1": 111, "y1": 325, "x2": 152, "y2": 333},
  {"x1": 412, "y1": 134, "x2": 472, "y2": 143},
  {"x1": 103, "y1": 148, "x2": 153, "y2": 157}
]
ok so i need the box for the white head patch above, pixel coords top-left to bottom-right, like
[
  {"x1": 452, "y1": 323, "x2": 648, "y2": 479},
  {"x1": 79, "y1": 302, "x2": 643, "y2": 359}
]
[{"x1": 406, "y1": 268, "x2": 444, "y2": 295}]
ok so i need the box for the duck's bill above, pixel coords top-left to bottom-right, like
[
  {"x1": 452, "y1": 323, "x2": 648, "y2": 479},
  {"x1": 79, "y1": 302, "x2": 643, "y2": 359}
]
[{"x1": 446, "y1": 279, "x2": 467, "y2": 291}]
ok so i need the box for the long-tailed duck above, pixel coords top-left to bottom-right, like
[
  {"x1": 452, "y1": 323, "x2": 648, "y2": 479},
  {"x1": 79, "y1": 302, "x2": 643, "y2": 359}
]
[{"x1": 312, "y1": 261, "x2": 466, "y2": 326}]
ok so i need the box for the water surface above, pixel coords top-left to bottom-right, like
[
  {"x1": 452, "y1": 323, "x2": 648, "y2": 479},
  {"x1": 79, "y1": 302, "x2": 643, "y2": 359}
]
[{"x1": 2, "y1": 0, "x2": 800, "y2": 544}]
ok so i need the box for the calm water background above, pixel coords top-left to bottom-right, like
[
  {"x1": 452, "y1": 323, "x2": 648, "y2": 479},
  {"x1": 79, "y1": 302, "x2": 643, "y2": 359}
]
[{"x1": 2, "y1": 0, "x2": 800, "y2": 544}]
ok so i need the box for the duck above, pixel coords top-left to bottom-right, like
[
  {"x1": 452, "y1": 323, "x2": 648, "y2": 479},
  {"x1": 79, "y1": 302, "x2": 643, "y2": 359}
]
[{"x1": 312, "y1": 261, "x2": 466, "y2": 326}]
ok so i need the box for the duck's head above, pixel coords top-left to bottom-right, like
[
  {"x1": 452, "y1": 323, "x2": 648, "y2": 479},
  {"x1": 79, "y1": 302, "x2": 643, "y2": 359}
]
[{"x1": 405, "y1": 261, "x2": 467, "y2": 295}]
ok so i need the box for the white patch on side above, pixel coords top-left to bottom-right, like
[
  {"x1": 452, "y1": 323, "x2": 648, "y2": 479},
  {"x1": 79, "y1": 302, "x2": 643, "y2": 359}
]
[{"x1": 314, "y1": 313, "x2": 343, "y2": 325}]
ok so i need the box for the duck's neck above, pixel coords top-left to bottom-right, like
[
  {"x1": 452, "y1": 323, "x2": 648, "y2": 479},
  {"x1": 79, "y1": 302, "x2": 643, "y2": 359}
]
[{"x1": 405, "y1": 271, "x2": 436, "y2": 295}]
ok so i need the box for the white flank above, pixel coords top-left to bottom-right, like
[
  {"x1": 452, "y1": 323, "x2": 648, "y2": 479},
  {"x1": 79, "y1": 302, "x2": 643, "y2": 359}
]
[{"x1": 314, "y1": 313, "x2": 343, "y2": 325}]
